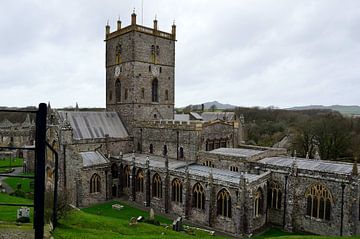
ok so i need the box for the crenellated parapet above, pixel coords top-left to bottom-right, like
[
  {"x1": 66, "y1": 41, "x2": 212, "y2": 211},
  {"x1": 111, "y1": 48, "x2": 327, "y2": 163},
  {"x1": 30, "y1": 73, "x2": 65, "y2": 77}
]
[{"x1": 105, "y1": 12, "x2": 176, "y2": 41}]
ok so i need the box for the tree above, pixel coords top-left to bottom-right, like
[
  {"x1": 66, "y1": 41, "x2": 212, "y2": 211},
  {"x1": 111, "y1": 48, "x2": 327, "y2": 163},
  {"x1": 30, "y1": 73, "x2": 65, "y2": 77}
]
[{"x1": 210, "y1": 104, "x2": 217, "y2": 112}]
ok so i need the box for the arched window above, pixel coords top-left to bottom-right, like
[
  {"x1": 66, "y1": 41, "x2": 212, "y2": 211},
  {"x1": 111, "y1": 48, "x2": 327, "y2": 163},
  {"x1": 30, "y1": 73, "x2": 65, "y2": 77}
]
[
  {"x1": 149, "y1": 144, "x2": 154, "y2": 154},
  {"x1": 90, "y1": 173, "x2": 101, "y2": 193},
  {"x1": 152, "y1": 78, "x2": 158, "y2": 102},
  {"x1": 152, "y1": 173, "x2": 162, "y2": 198},
  {"x1": 193, "y1": 183, "x2": 205, "y2": 210},
  {"x1": 163, "y1": 145, "x2": 168, "y2": 156},
  {"x1": 203, "y1": 160, "x2": 214, "y2": 168},
  {"x1": 136, "y1": 169, "x2": 144, "y2": 192},
  {"x1": 123, "y1": 166, "x2": 131, "y2": 188},
  {"x1": 230, "y1": 166, "x2": 239, "y2": 172},
  {"x1": 112, "y1": 184, "x2": 117, "y2": 197},
  {"x1": 217, "y1": 189, "x2": 231, "y2": 218},
  {"x1": 254, "y1": 188, "x2": 263, "y2": 217},
  {"x1": 305, "y1": 184, "x2": 332, "y2": 220},
  {"x1": 111, "y1": 163, "x2": 118, "y2": 179},
  {"x1": 268, "y1": 181, "x2": 282, "y2": 210},
  {"x1": 179, "y1": 147, "x2": 184, "y2": 159},
  {"x1": 172, "y1": 178, "x2": 182, "y2": 203},
  {"x1": 115, "y1": 79, "x2": 121, "y2": 103}
]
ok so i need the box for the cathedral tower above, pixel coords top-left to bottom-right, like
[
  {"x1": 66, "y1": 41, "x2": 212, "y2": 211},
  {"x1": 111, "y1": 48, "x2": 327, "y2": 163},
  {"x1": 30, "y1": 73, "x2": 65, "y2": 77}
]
[{"x1": 105, "y1": 12, "x2": 176, "y2": 130}]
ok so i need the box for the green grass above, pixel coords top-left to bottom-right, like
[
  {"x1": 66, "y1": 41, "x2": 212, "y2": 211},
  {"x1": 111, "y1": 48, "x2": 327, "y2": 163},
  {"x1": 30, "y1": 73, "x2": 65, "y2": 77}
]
[
  {"x1": 53, "y1": 200, "x2": 227, "y2": 239},
  {"x1": 82, "y1": 200, "x2": 172, "y2": 224},
  {"x1": 3, "y1": 172, "x2": 34, "y2": 193},
  {"x1": 0, "y1": 193, "x2": 33, "y2": 222},
  {"x1": 0, "y1": 158, "x2": 23, "y2": 168}
]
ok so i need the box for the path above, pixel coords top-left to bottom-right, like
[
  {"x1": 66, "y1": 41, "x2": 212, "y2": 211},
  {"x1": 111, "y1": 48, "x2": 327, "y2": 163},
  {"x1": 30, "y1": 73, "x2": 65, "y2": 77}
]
[{"x1": 0, "y1": 167, "x2": 23, "y2": 194}]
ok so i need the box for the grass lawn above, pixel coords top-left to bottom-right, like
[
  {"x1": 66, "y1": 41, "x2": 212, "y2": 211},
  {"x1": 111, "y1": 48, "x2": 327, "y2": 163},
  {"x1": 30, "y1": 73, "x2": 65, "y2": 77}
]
[
  {"x1": 0, "y1": 193, "x2": 33, "y2": 222},
  {"x1": 0, "y1": 158, "x2": 23, "y2": 168},
  {"x1": 82, "y1": 200, "x2": 172, "y2": 224},
  {"x1": 53, "y1": 200, "x2": 227, "y2": 239},
  {"x1": 3, "y1": 172, "x2": 34, "y2": 193}
]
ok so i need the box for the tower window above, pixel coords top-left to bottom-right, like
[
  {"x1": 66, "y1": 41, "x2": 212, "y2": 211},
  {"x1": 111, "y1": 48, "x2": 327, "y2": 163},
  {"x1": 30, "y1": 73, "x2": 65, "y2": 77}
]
[
  {"x1": 152, "y1": 78, "x2": 158, "y2": 102},
  {"x1": 141, "y1": 88, "x2": 145, "y2": 99},
  {"x1": 115, "y1": 79, "x2": 121, "y2": 103},
  {"x1": 124, "y1": 89, "x2": 128, "y2": 100},
  {"x1": 115, "y1": 44, "x2": 122, "y2": 64},
  {"x1": 151, "y1": 45, "x2": 155, "y2": 55},
  {"x1": 179, "y1": 147, "x2": 184, "y2": 159},
  {"x1": 149, "y1": 65, "x2": 151, "y2": 72},
  {"x1": 109, "y1": 91, "x2": 112, "y2": 101},
  {"x1": 159, "y1": 67, "x2": 162, "y2": 73},
  {"x1": 156, "y1": 46, "x2": 160, "y2": 55},
  {"x1": 165, "y1": 90, "x2": 169, "y2": 101}
]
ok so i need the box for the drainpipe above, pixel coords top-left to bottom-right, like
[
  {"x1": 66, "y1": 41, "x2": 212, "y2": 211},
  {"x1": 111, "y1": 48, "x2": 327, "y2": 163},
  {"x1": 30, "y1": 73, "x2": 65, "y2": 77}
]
[
  {"x1": 340, "y1": 183, "x2": 345, "y2": 236},
  {"x1": 283, "y1": 175, "x2": 288, "y2": 228}
]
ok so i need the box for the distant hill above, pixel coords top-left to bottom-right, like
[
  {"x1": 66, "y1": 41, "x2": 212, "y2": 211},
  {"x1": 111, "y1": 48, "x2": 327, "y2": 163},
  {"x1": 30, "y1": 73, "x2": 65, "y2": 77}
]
[
  {"x1": 179, "y1": 101, "x2": 237, "y2": 110},
  {"x1": 287, "y1": 105, "x2": 360, "y2": 116}
]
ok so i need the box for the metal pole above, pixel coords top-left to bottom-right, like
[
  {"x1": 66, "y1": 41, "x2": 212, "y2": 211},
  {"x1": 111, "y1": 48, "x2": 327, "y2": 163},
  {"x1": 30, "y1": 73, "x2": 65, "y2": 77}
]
[
  {"x1": 340, "y1": 183, "x2": 345, "y2": 236},
  {"x1": 34, "y1": 103, "x2": 47, "y2": 239}
]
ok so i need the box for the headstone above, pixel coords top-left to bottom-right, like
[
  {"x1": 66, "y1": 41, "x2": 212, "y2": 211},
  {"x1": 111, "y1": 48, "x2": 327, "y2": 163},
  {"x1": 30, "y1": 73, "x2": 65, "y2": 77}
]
[
  {"x1": 112, "y1": 204, "x2": 124, "y2": 210},
  {"x1": 172, "y1": 217, "x2": 183, "y2": 231},
  {"x1": 17, "y1": 183, "x2": 22, "y2": 190},
  {"x1": 137, "y1": 216, "x2": 144, "y2": 222},
  {"x1": 149, "y1": 208, "x2": 155, "y2": 220},
  {"x1": 129, "y1": 217, "x2": 137, "y2": 226},
  {"x1": 16, "y1": 207, "x2": 30, "y2": 223}
]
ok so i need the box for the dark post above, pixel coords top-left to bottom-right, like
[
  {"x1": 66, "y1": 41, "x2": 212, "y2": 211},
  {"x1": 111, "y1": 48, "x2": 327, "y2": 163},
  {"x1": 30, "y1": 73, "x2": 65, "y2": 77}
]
[
  {"x1": 34, "y1": 103, "x2": 47, "y2": 239},
  {"x1": 340, "y1": 183, "x2": 345, "y2": 236}
]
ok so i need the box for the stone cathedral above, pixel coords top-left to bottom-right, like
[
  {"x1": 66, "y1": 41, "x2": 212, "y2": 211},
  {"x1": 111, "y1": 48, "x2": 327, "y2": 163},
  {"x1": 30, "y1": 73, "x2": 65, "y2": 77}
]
[{"x1": 44, "y1": 12, "x2": 360, "y2": 237}]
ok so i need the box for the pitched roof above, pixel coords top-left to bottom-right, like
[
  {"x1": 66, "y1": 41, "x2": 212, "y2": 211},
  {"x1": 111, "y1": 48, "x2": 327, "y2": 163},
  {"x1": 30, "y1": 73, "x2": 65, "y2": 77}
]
[
  {"x1": 58, "y1": 111, "x2": 128, "y2": 140},
  {"x1": 201, "y1": 112, "x2": 235, "y2": 122},
  {"x1": 258, "y1": 157, "x2": 353, "y2": 174},
  {"x1": 80, "y1": 151, "x2": 109, "y2": 167}
]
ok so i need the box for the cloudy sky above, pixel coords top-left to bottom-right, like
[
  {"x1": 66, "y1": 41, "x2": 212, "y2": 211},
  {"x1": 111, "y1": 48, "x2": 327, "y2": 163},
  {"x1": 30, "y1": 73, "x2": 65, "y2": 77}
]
[{"x1": 0, "y1": 0, "x2": 359, "y2": 108}]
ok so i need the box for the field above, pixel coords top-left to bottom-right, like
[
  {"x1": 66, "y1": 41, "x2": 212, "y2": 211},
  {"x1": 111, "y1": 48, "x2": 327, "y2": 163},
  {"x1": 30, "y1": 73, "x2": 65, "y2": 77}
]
[
  {"x1": 53, "y1": 200, "x2": 228, "y2": 239},
  {"x1": 0, "y1": 157, "x2": 23, "y2": 168},
  {"x1": 3, "y1": 172, "x2": 34, "y2": 193},
  {"x1": 0, "y1": 192, "x2": 33, "y2": 222}
]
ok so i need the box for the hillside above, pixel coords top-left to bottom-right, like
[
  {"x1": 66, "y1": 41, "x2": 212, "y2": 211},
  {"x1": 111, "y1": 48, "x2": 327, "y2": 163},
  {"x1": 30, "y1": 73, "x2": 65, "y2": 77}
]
[{"x1": 288, "y1": 105, "x2": 360, "y2": 116}]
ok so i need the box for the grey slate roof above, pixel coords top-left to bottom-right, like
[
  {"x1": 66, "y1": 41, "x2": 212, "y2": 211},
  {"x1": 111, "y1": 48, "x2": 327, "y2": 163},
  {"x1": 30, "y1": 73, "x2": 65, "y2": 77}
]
[
  {"x1": 258, "y1": 157, "x2": 353, "y2": 174},
  {"x1": 80, "y1": 151, "x2": 109, "y2": 167},
  {"x1": 177, "y1": 164, "x2": 264, "y2": 183},
  {"x1": 58, "y1": 111, "x2": 128, "y2": 140},
  {"x1": 210, "y1": 148, "x2": 264, "y2": 158},
  {"x1": 121, "y1": 153, "x2": 264, "y2": 183},
  {"x1": 189, "y1": 112, "x2": 203, "y2": 120},
  {"x1": 174, "y1": 114, "x2": 190, "y2": 121},
  {"x1": 201, "y1": 112, "x2": 235, "y2": 122}
]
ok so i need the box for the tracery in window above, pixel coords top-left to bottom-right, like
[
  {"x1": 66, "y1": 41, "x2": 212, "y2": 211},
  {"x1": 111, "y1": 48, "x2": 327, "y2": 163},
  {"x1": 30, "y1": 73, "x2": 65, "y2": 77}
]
[
  {"x1": 172, "y1": 178, "x2": 182, "y2": 203},
  {"x1": 305, "y1": 184, "x2": 332, "y2": 220},
  {"x1": 217, "y1": 189, "x2": 231, "y2": 218}
]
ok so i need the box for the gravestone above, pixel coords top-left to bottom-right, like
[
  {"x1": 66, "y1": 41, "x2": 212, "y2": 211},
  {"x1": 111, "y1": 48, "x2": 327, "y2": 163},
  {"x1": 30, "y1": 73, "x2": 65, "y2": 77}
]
[
  {"x1": 137, "y1": 216, "x2": 144, "y2": 222},
  {"x1": 172, "y1": 217, "x2": 183, "y2": 231},
  {"x1": 129, "y1": 217, "x2": 137, "y2": 226},
  {"x1": 149, "y1": 208, "x2": 155, "y2": 220},
  {"x1": 16, "y1": 207, "x2": 30, "y2": 223}
]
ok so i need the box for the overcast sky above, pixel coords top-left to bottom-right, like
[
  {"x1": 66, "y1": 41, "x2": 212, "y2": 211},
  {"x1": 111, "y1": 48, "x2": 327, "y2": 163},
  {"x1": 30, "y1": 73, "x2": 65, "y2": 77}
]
[{"x1": 0, "y1": 0, "x2": 359, "y2": 108}]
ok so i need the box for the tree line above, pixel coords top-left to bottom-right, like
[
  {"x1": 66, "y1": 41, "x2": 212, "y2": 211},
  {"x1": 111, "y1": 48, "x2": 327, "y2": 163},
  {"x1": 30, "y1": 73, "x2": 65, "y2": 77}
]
[{"x1": 234, "y1": 107, "x2": 360, "y2": 161}]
